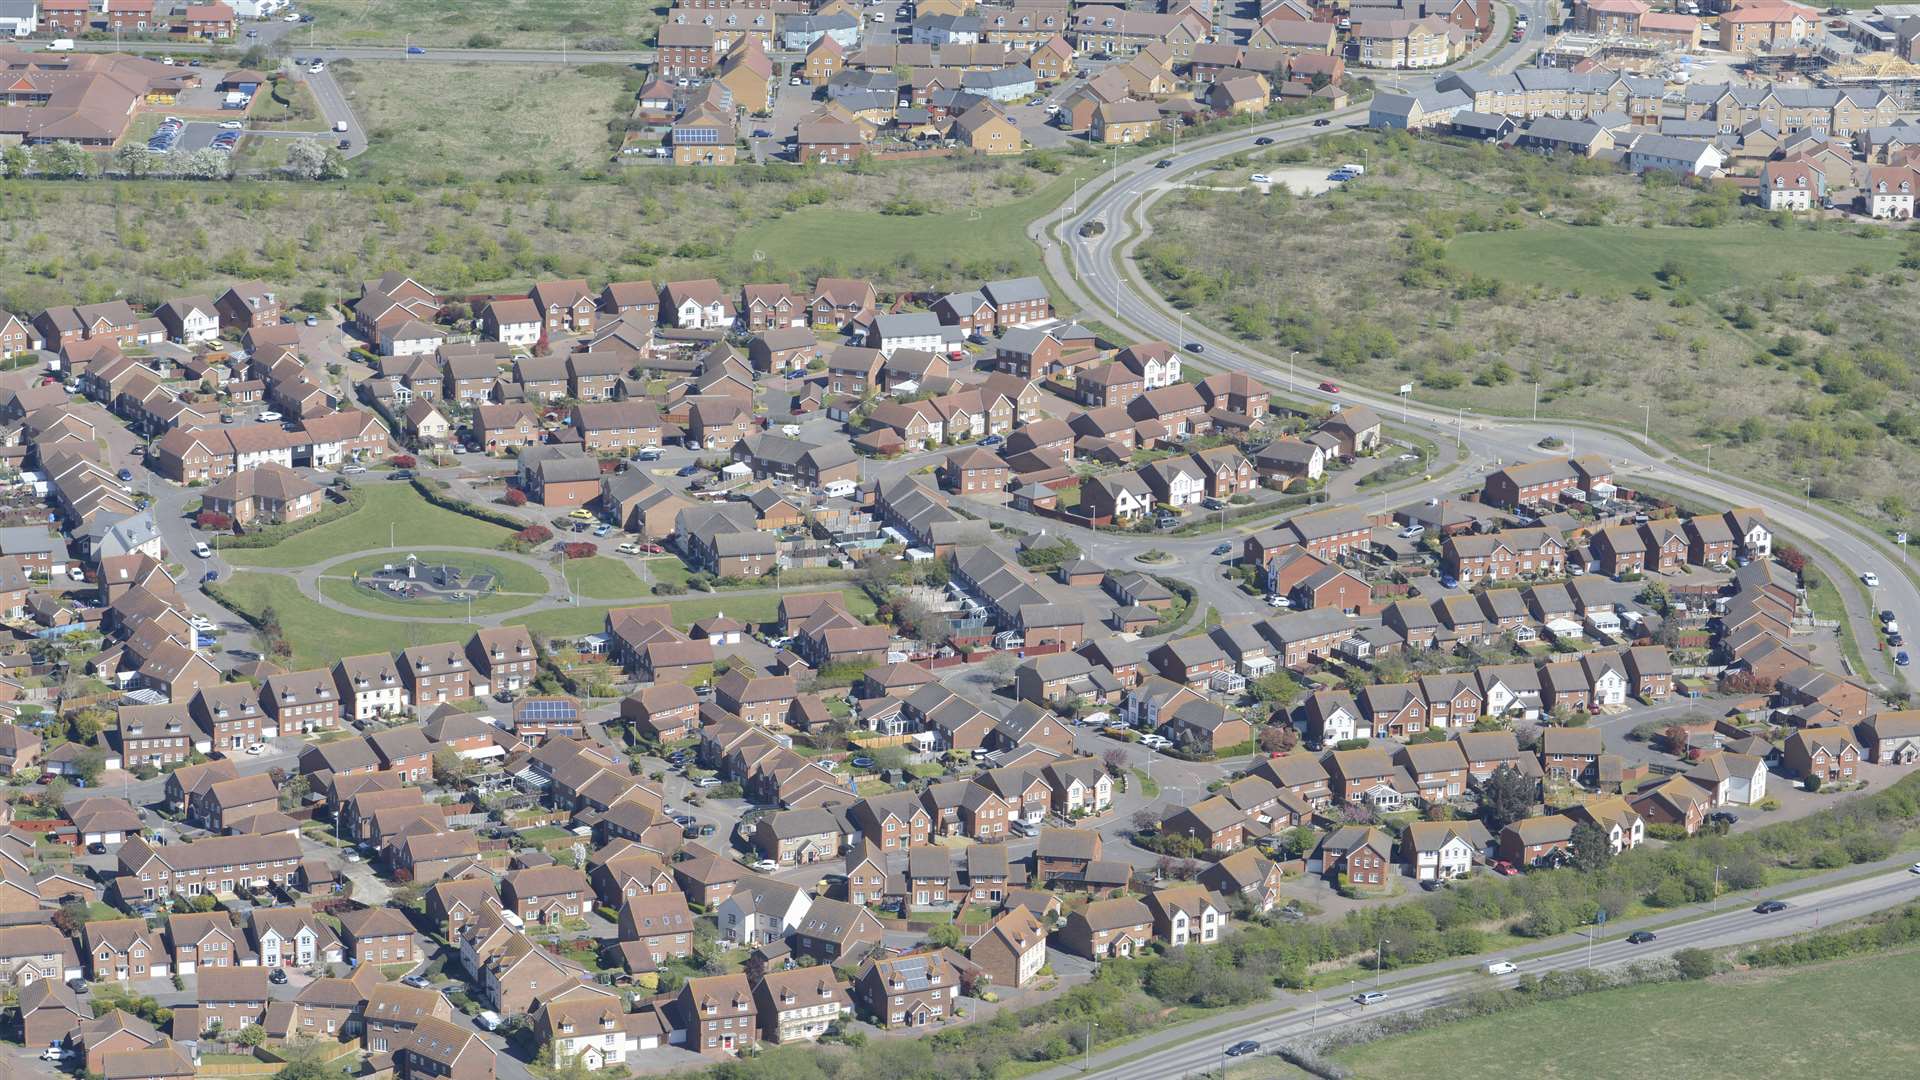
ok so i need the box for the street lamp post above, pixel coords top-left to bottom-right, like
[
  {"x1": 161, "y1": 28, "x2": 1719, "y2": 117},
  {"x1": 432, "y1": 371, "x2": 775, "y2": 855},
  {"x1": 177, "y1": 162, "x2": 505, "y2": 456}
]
[
  {"x1": 1532, "y1": 381, "x2": 1539, "y2": 422},
  {"x1": 1375, "y1": 937, "x2": 1389, "y2": 989},
  {"x1": 1083, "y1": 1020, "x2": 1098, "y2": 1072},
  {"x1": 1712, "y1": 864, "x2": 1725, "y2": 911},
  {"x1": 1641, "y1": 404, "x2": 1651, "y2": 443}
]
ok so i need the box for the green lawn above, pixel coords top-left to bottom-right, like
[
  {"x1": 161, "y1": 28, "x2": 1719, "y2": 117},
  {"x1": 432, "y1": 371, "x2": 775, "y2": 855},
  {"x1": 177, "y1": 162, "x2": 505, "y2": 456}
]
[
  {"x1": 1447, "y1": 223, "x2": 1904, "y2": 298},
  {"x1": 215, "y1": 573, "x2": 469, "y2": 669},
  {"x1": 222, "y1": 486, "x2": 514, "y2": 568},
  {"x1": 560, "y1": 556, "x2": 647, "y2": 601},
  {"x1": 521, "y1": 588, "x2": 878, "y2": 639},
  {"x1": 734, "y1": 169, "x2": 1091, "y2": 280},
  {"x1": 1336, "y1": 950, "x2": 1920, "y2": 1079}
]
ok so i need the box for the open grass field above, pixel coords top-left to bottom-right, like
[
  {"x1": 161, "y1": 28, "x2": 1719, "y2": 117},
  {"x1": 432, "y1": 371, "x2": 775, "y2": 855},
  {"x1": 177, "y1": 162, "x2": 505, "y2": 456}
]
[
  {"x1": 560, "y1": 555, "x2": 646, "y2": 600},
  {"x1": 1448, "y1": 223, "x2": 1903, "y2": 297},
  {"x1": 216, "y1": 573, "x2": 469, "y2": 669},
  {"x1": 734, "y1": 168, "x2": 1096, "y2": 283},
  {"x1": 303, "y1": 0, "x2": 665, "y2": 49},
  {"x1": 222, "y1": 486, "x2": 513, "y2": 568},
  {"x1": 1144, "y1": 127, "x2": 1920, "y2": 531},
  {"x1": 338, "y1": 61, "x2": 626, "y2": 179},
  {"x1": 1335, "y1": 950, "x2": 1920, "y2": 1079}
]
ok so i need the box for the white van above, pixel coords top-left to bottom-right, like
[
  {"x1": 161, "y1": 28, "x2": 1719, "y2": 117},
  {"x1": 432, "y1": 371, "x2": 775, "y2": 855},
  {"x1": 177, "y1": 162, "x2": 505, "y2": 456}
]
[
  {"x1": 821, "y1": 478, "x2": 856, "y2": 498},
  {"x1": 47, "y1": 39, "x2": 74, "y2": 51}
]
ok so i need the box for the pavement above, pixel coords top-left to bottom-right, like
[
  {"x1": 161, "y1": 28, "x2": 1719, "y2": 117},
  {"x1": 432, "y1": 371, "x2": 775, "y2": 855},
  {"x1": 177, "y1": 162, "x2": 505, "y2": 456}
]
[{"x1": 1051, "y1": 859, "x2": 1920, "y2": 1080}]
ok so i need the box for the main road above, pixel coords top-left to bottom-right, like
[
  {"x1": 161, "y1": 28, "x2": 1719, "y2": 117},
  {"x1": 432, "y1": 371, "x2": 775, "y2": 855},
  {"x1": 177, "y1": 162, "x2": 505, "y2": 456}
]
[
  {"x1": 1047, "y1": 861, "x2": 1920, "y2": 1080},
  {"x1": 1033, "y1": 0, "x2": 1913, "y2": 688}
]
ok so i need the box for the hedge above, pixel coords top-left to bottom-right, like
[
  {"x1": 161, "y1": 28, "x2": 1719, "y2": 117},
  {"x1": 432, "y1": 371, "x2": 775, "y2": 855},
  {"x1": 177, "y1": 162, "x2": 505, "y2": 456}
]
[
  {"x1": 409, "y1": 476, "x2": 528, "y2": 531},
  {"x1": 217, "y1": 485, "x2": 364, "y2": 549}
]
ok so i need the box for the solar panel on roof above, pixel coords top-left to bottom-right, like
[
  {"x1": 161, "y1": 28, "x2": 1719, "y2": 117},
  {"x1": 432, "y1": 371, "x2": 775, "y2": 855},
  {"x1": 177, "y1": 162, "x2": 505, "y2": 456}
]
[{"x1": 518, "y1": 699, "x2": 578, "y2": 721}]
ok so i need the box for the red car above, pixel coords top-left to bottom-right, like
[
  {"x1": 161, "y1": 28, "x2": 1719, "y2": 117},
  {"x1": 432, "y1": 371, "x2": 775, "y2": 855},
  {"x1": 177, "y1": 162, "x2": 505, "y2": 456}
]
[
  {"x1": 1492, "y1": 861, "x2": 1520, "y2": 876},
  {"x1": 1319, "y1": 380, "x2": 1341, "y2": 393}
]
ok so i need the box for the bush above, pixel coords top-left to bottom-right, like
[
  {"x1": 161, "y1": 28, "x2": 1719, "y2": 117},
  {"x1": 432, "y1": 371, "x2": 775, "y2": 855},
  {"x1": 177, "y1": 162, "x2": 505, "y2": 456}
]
[
  {"x1": 503, "y1": 488, "x2": 528, "y2": 507},
  {"x1": 196, "y1": 510, "x2": 233, "y2": 531},
  {"x1": 561, "y1": 542, "x2": 597, "y2": 559},
  {"x1": 652, "y1": 582, "x2": 687, "y2": 595},
  {"x1": 390, "y1": 454, "x2": 416, "y2": 468},
  {"x1": 1672, "y1": 948, "x2": 1718, "y2": 980}
]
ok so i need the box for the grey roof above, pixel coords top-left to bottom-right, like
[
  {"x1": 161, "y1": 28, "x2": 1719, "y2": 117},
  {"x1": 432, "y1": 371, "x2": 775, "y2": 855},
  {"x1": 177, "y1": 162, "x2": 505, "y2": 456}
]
[
  {"x1": 982, "y1": 276, "x2": 1047, "y2": 305},
  {"x1": 873, "y1": 311, "x2": 945, "y2": 338}
]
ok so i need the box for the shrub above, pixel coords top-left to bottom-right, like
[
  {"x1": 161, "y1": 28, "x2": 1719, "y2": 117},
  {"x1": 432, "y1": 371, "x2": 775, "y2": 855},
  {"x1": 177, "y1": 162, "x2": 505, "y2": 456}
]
[
  {"x1": 196, "y1": 510, "x2": 233, "y2": 531},
  {"x1": 1672, "y1": 948, "x2": 1718, "y2": 980},
  {"x1": 503, "y1": 488, "x2": 528, "y2": 507},
  {"x1": 561, "y1": 542, "x2": 597, "y2": 559},
  {"x1": 652, "y1": 582, "x2": 687, "y2": 595},
  {"x1": 391, "y1": 454, "x2": 416, "y2": 468}
]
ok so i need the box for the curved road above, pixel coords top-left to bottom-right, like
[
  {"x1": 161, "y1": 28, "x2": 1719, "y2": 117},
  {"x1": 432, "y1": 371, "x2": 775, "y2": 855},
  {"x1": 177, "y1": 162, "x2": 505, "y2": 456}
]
[{"x1": 1034, "y1": 3, "x2": 1911, "y2": 690}]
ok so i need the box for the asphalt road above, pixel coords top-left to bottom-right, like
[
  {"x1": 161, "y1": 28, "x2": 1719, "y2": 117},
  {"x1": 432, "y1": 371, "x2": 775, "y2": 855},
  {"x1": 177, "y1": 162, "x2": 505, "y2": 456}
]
[
  {"x1": 1053, "y1": 862, "x2": 1920, "y2": 1080},
  {"x1": 1036, "y1": 1, "x2": 1914, "y2": 693}
]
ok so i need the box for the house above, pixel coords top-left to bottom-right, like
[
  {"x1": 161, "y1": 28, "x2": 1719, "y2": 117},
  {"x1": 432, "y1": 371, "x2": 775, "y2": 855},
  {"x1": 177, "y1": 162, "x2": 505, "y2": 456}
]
[
  {"x1": 195, "y1": 967, "x2": 272, "y2": 1033},
  {"x1": 396, "y1": 1016, "x2": 498, "y2": 1080},
  {"x1": 337, "y1": 907, "x2": 419, "y2": 967},
  {"x1": 1400, "y1": 820, "x2": 1489, "y2": 882},
  {"x1": 1314, "y1": 825, "x2": 1392, "y2": 887},
  {"x1": 1783, "y1": 726, "x2": 1860, "y2": 784},
  {"x1": 1858, "y1": 710, "x2": 1920, "y2": 765},
  {"x1": 669, "y1": 973, "x2": 756, "y2": 1056},
  {"x1": 1565, "y1": 796, "x2": 1646, "y2": 853},
  {"x1": 967, "y1": 904, "x2": 1047, "y2": 989},
  {"x1": 789, "y1": 898, "x2": 884, "y2": 965},
  {"x1": 753, "y1": 967, "x2": 851, "y2": 1045},
  {"x1": 155, "y1": 296, "x2": 220, "y2": 345},
  {"x1": 1497, "y1": 813, "x2": 1575, "y2": 868},
  {"x1": 1057, "y1": 898, "x2": 1152, "y2": 959},
  {"x1": 1135, "y1": 885, "x2": 1224, "y2": 950}
]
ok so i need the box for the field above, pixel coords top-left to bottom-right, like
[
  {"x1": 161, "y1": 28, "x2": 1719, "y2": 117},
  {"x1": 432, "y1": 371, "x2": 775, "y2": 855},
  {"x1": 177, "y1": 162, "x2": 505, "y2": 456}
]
[
  {"x1": 303, "y1": 0, "x2": 665, "y2": 49},
  {"x1": 1334, "y1": 949, "x2": 1920, "y2": 1079},
  {"x1": 336, "y1": 60, "x2": 627, "y2": 179},
  {"x1": 1142, "y1": 127, "x2": 1920, "y2": 530},
  {"x1": 220, "y1": 486, "x2": 513, "y2": 568},
  {"x1": 0, "y1": 119, "x2": 1079, "y2": 319},
  {"x1": 560, "y1": 556, "x2": 646, "y2": 600},
  {"x1": 1447, "y1": 224, "x2": 1902, "y2": 298}
]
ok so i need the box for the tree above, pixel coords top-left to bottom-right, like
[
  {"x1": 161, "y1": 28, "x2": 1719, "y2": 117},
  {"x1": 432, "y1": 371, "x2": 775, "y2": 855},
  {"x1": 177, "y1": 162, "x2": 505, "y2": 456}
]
[
  {"x1": 1636, "y1": 581, "x2": 1672, "y2": 616},
  {"x1": 1257, "y1": 725, "x2": 1297, "y2": 755},
  {"x1": 1248, "y1": 670, "x2": 1304, "y2": 709},
  {"x1": 1101, "y1": 749, "x2": 1128, "y2": 777},
  {"x1": 114, "y1": 141, "x2": 154, "y2": 178},
  {"x1": 236, "y1": 1024, "x2": 268, "y2": 1048},
  {"x1": 1479, "y1": 764, "x2": 1534, "y2": 833},
  {"x1": 924, "y1": 923, "x2": 960, "y2": 949},
  {"x1": 284, "y1": 139, "x2": 332, "y2": 180},
  {"x1": 35, "y1": 142, "x2": 92, "y2": 178},
  {"x1": 1774, "y1": 543, "x2": 1809, "y2": 576},
  {"x1": 273, "y1": 1038, "x2": 347, "y2": 1080},
  {"x1": 52, "y1": 900, "x2": 89, "y2": 937},
  {"x1": 277, "y1": 773, "x2": 312, "y2": 812},
  {"x1": 72, "y1": 747, "x2": 107, "y2": 785},
  {"x1": 1568, "y1": 821, "x2": 1613, "y2": 873},
  {"x1": 182, "y1": 148, "x2": 232, "y2": 180},
  {"x1": 1805, "y1": 773, "x2": 1823, "y2": 792}
]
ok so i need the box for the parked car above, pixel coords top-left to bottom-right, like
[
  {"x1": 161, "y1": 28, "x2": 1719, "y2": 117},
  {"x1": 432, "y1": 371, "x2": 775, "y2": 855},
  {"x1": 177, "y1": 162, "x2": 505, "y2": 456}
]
[
  {"x1": 403, "y1": 974, "x2": 433, "y2": 989},
  {"x1": 259, "y1": 411, "x2": 283, "y2": 421},
  {"x1": 676, "y1": 465, "x2": 700, "y2": 477},
  {"x1": 269, "y1": 968, "x2": 289, "y2": 985},
  {"x1": 477, "y1": 1011, "x2": 504, "y2": 1032},
  {"x1": 1249, "y1": 173, "x2": 1273, "y2": 184},
  {"x1": 693, "y1": 776, "x2": 722, "y2": 788},
  {"x1": 88, "y1": 842, "x2": 107, "y2": 855}
]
